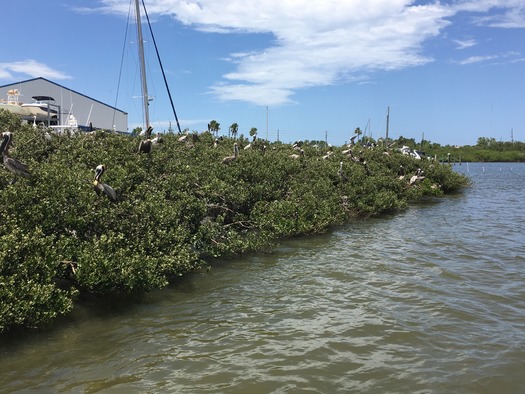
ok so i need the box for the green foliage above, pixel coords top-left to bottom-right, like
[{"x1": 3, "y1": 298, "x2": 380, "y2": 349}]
[
  {"x1": 394, "y1": 134, "x2": 525, "y2": 163},
  {"x1": 0, "y1": 111, "x2": 469, "y2": 332},
  {"x1": 0, "y1": 227, "x2": 76, "y2": 332}
]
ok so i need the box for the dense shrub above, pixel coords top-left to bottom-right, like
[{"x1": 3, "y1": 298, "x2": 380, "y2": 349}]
[{"x1": 0, "y1": 110, "x2": 469, "y2": 332}]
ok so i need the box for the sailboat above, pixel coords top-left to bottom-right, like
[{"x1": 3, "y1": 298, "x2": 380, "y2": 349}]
[{"x1": 131, "y1": 0, "x2": 182, "y2": 134}]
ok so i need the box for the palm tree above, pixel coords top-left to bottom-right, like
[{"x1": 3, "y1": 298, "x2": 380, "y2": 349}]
[
  {"x1": 229, "y1": 123, "x2": 239, "y2": 139},
  {"x1": 208, "y1": 120, "x2": 220, "y2": 137},
  {"x1": 249, "y1": 127, "x2": 258, "y2": 138},
  {"x1": 354, "y1": 127, "x2": 362, "y2": 142}
]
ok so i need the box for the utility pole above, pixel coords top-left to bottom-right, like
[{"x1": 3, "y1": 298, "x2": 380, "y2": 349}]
[
  {"x1": 385, "y1": 106, "x2": 390, "y2": 147},
  {"x1": 266, "y1": 106, "x2": 269, "y2": 141}
]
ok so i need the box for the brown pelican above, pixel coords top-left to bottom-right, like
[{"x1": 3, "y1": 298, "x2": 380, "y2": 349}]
[
  {"x1": 1, "y1": 132, "x2": 32, "y2": 183},
  {"x1": 138, "y1": 138, "x2": 152, "y2": 154},
  {"x1": 322, "y1": 151, "x2": 333, "y2": 160},
  {"x1": 178, "y1": 131, "x2": 190, "y2": 142},
  {"x1": 290, "y1": 149, "x2": 304, "y2": 159},
  {"x1": 151, "y1": 134, "x2": 163, "y2": 144},
  {"x1": 338, "y1": 161, "x2": 348, "y2": 182},
  {"x1": 222, "y1": 143, "x2": 239, "y2": 164},
  {"x1": 244, "y1": 135, "x2": 256, "y2": 150},
  {"x1": 93, "y1": 164, "x2": 117, "y2": 201},
  {"x1": 361, "y1": 160, "x2": 371, "y2": 176},
  {"x1": 138, "y1": 126, "x2": 156, "y2": 153},
  {"x1": 398, "y1": 165, "x2": 405, "y2": 180},
  {"x1": 409, "y1": 168, "x2": 425, "y2": 185},
  {"x1": 292, "y1": 141, "x2": 303, "y2": 150}
]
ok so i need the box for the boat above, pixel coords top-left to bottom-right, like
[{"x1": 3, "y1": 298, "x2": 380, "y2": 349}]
[
  {"x1": 21, "y1": 96, "x2": 59, "y2": 120},
  {"x1": 0, "y1": 89, "x2": 31, "y2": 117},
  {"x1": 48, "y1": 113, "x2": 79, "y2": 134}
]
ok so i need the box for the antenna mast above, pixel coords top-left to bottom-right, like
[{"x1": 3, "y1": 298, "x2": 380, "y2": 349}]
[
  {"x1": 385, "y1": 106, "x2": 390, "y2": 146},
  {"x1": 135, "y1": 0, "x2": 149, "y2": 130}
]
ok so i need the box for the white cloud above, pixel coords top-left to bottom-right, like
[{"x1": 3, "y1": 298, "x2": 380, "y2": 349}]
[
  {"x1": 136, "y1": 0, "x2": 455, "y2": 105},
  {"x1": 457, "y1": 55, "x2": 497, "y2": 65},
  {"x1": 453, "y1": 0, "x2": 525, "y2": 27},
  {"x1": 454, "y1": 39, "x2": 477, "y2": 49},
  {"x1": 0, "y1": 60, "x2": 72, "y2": 81},
  {"x1": 98, "y1": 0, "x2": 524, "y2": 106}
]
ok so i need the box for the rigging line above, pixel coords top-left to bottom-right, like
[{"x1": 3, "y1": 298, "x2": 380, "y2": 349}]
[
  {"x1": 113, "y1": 0, "x2": 133, "y2": 132},
  {"x1": 141, "y1": 0, "x2": 182, "y2": 134}
]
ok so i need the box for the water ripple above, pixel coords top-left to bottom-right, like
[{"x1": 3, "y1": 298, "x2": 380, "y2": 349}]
[{"x1": 2, "y1": 163, "x2": 525, "y2": 393}]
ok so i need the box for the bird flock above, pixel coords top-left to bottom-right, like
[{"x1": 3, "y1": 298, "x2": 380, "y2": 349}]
[{"x1": 1, "y1": 128, "x2": 429, "y2": 202}]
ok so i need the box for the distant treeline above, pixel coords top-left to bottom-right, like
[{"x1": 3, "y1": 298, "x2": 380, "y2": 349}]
[{"x1": 394, "y1": 136, "x2": 525, "y2": 163}]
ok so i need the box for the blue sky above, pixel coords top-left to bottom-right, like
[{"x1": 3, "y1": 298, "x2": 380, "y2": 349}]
[{"x1": 1, "y1": 0, "x2": 524, "y2": 146}]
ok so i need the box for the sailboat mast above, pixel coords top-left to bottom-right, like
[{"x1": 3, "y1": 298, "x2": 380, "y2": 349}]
[
  {"x1": 135, "y1": 0, "x2": 150, "y2": 130},
  {"x1": 385, "y1": 106, "x2": 390, "y2": 147}
]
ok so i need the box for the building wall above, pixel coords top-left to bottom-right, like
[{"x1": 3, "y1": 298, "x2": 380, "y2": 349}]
[{"x1": 0, "y1": 78, "x2": 128, "y2": 132}]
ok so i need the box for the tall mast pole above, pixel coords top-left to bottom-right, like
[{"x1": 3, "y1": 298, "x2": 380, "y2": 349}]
[
  {"x1": 135, "y1": 0, "x2": 149, "y2": 130},
  {"x1": 385, "y1": 106, "x2": 390, "y2": 147}
]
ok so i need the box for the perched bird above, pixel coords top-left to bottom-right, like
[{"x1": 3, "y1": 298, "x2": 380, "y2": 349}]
[
  {"x1": 244, "y1": 135, "x2": 256, "y2": 150},
  {"x1": 93, "y1": 164, "x2": 117, "y2": 201},
  {"x1": 1, "y1": 132, "x2": 32, "y2": 183},
  {"x1": 292, "y1": 141, "x2": 303, "y2": 150},
  {"x1": 337, "y1": 161, "x2": 348, "y2": 183},
  {"x1": 361, "y1": 160, "x2": 371, "y2": 176},
  {"x1": 322, "y1": 151, "x2": 333, "y2": 160},
  {"x1": 138, "y1": 126, "x2": 156, "y2": 153},
  {"x1": 151, "y1": 134, "x2": 163, "y2": 144},
  {"x1": 398, "y1": 165, "x2": 405, "y2": 180},
  {"x1": 178, "y1": 131, "x2": 190, "y2": 142},
  {"x1": 139, "y1": 125, "x2": 153, "y2": 138},
  {"x1": 138, "y1": 138, "x2": 152, "y2": 154},
  {"x1": 290, "y1": 149, "x2": 304, "y2": 159},
  {"x1": 409, "y1": 168, "x2": 425, "y2": 185},
  {"x1": 222, "y1": 143, "x2": 239, "y2": 164}
]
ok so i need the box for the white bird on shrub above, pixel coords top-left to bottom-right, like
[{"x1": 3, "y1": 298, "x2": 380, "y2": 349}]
[
  {"x1": 409, "y1": 168, "x2": 425, "y2": 185},
  {"x1": 244, "y1": 135, "x2": 256, "y2": 150},
  {"x1": 290, "y1": 149, "x2": 304, "y2": 159},
  {"x1": 93, "y1": 164, "x2": 117, "y2": 201},
  {"x1": 338, "y1": 161, "x2": 348, "y2": 183},
  {"x1": 0, "y1": 132, "x2": 32, "y2": 183}
]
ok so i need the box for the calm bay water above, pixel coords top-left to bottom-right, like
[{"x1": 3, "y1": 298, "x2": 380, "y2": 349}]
[{"x1": 1, "y1": 162, "x2": 525, "y2": 393}]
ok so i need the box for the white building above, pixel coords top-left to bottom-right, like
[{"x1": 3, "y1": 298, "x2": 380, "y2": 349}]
[{"x1": 0, "y1": 77, "x2": 128, "y2": 133}]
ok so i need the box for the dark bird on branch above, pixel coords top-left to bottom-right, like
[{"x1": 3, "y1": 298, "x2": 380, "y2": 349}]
[
  {"x1": 138, "y1": 126, "x2": 155, "y2": 153},
  {"x1": 1, "y1": 132, "x2": 32, "y2": 183}
]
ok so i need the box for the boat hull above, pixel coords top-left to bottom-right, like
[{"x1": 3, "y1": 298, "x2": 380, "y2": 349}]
[
  {"x1": 21, "y1": 104, "x2": 58, "y2": 119},
  {"x1": 0, "y1": 103, "x2": 32, "y2": 116}
]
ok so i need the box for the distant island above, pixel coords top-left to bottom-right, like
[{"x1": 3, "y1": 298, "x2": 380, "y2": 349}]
[{"x1": 394, "y1": 135, "x2": 525, "y2": 163}]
